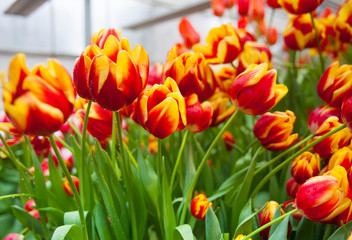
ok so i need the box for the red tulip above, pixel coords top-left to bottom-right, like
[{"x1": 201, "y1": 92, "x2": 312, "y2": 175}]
[{"x1": 190, "y1": 193, "x2": 213, "y2": 220}]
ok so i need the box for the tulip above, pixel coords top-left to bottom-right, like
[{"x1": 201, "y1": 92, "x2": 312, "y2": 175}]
[
  {"x1": 148, "y1": 135, "x2": 158, "y2": 154},
  {"x1": 211, "y1": 0, "x2": 226, "y2": 16},
  {"x1": 2, "y1": 54, "x2": 76, "y2": 136},
  {"x1": 258, "y1": 201, "x2": 284, "y2": 240},
  {"x1": 335, "y1": 0, "x2": 352, "y2": 43},
  {"x1": 238, "y1": 0, "x2": 250, "y2": 15},
  {"x1": 190, "y1": 193, "x2": 213, "y2": 220},
  {"x1": 63, "y1": 176, "x2": 80, "y2": 197},
  {"x1": 30, "y1": 136, "x2": 50, "y2": 157},
  {"x1": 76, "y1": 102, "x2": 113, "y2": 145},
  {"x1": 163, "y1": 52, "x2": 216, "y2": 100},
  {"x1": 342, "y1": 93, "x2": 352, "y2": 132},
  {"x1": 296, "y1": 166, "x2": 351, "y2": 223},
  {"x1": 3, "y1": 233, "x2": 24, "y2": 240},
  {"x1": 29, "y1": 158, "x2": 50, "y2": 176},
  {"x1": 313, "y1": 116, "x2": 352, "y2": 158},
  {"x1": 51, "y1": 147, "x2": 74, "y2": 173},
  {"x1": 317, "y1": 62, "x2": 352, "y2": 108},
  {"x1": 147, "y1": 63, "x2": 164, "y2": 86},
  {"x1": 291, "y1": 151, "x2": 320, "y2": 184},
  {"x1": 135, "y1": 78, "x2": 187, "y2": 139},
  {"x1": 73, "y1": 28, "x2": 149, "y2": 111},
  {"x1": 238, "y1": 16, "x2": 249, "y2": 29},
  {"x1": 278, "y1": 0, "x2": 324, "y2": 15},
  {"x1": 24, "y1": 199, "x2": 36, "y2": 212},
  {"x1": 222, "y1": 131, "x2": 236, "y2": 151},
  {"x1": 327, "y1": 147, "x2": 352, "y2": 173},
  {"x1": 248, "y1": 0, "x2": 265, "y2": 22},
  {"x1": 193, "y1": 23, "x2": 243, "y2": 64},
  {"x1": 286, "y1": 177, "x2": 301, "y2": 198},
  {"x1": 207, "y1": 90, "x2": 236, "y2": 127},
  {"x1": 254, "y1": 110, "x2": 298, "y2": 151},
  {"x1": 0, "y1": 110, "x2": 21, "y2": 136},
  {"x1": 233, "y1": 235, "x2": 251, "y2": 240},
  {"x1": 267, "y1": 0, "x2": 281, "y2": 8},
  {"x1": 212, "y1": 64, "x2": 236, "y2": 92},
  {"x1": 307, "y1": 105, "x2": 341, "y2": 134},
  {"x1": 179, "y1": 17, "x2": 200, "y2": 49},
  {"x1": 338, "y1": 201, "x2": 352, "y2": 226},
  {"x1": 266, "y1": 27, "x2": 278, "y2": 45},
  {"x1": 236, "y1": 42, "x2": 272, "y2": 76},
  {"x1": 185, "y1": 94, "x2": 213, "y2": 133},
  {"x1": 282, "y1": 200, "x2": 303, "y2": 220},
  {"x1": 230, "y1": 63, "x2": 287, "y2": 115}
]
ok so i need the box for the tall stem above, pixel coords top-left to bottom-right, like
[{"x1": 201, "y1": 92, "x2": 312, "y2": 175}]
[
  {"x1": 310, "y1": 12, "x2": 325, "y2": 72},
  {"x1": 179, "y1": 110, "x2": 239, "y2": 225},
  {"x1": 111, "y1": 110, "x2": 118, "y2": 170},
  {"x1": 250, "y1": 124, "x2": 346, "y2": 198},
  {"x1": 170, "y1": 130, "x2": 189, "y2": 191},
  {"x1": 157, "y1": 138, "x2": 163, "y2": 177},
  {"x1": 49, "y1": 136, "x2": 88, "y2": 240},
  {"x1": 80, "y1": 100, "x2": 92, "y2": 210}
]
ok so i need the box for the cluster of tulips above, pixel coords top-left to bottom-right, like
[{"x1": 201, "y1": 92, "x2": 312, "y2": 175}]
[{"x1": 1, "y1": 0, "x2": 352, "y2": 239}]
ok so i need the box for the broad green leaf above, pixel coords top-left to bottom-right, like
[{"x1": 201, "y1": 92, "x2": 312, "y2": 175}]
[
  {"x1": 174, "y1": 225, "x2": 196, "y2": 240},
  {"x1": 294, "y1": 217, "x2": 315, "y2": 240},
  {"x1": 268, "y1": 215, "x2": 290, "y2": 240},
  {"x1": 328, "y1": 220, "x2": 352, "y2": 240},
  {"x1": 51, "y1": 224, "x2": 83, "y2": 240},
  {"x1": 206, "y1": 207, "x2": 224, "y2": 240},
  {"x1": 94, "y1": 203, "x2": 113, "y2": 240},
  {"x1": 11, "y1": 206, "x2": 45, "y2": 235},
  {"x1": 268, "y1": 205, "x2": 282, "y2": 238},
  {"x1": 235, "y1": 202, "x2": 266, "y2": 237},
  {"x1": 64, "y1": 211, "x2": 89, "y2": 225},
  {"x1": 161, "y1": 170, "x2": 176, "y2": 240}
]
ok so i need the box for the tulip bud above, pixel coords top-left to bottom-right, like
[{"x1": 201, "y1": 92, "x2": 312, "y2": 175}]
[
  {"x1": 135, "y1": 78, "x2": 187, "y2": 139},
  {"x1": 278, "y1": 0, "x2": 324, "y2": 15},
  {"x1": 307, "y1": 105, "x2": 341, "y2": 134},
  {"x1": 2, "y1": 54, "x2": 76, "y2": 136},
  {"x1": 148, "y1": 135, "x2": 158, "y2": 154},
  {"x1": 3, "y1": 233, "x2": 24, "y2": 240},
  {"x1": 73, "y1": 28, "x2": 149, "y2": 111},
  {"x1": 266, "y1": 27, "x2": 278, "y2": 45},
  {"x1": 211, "y1": 0, "x2": 226, "y2": 16},
  {"x1": 286, "y1": 177, "x2": 301, "y2": 198},
  {"x1": 222, "y1": 131, "x2": 236, "y2": 151},
  {"x1": 248, "y1": 0, "x2": 265, "y2": 22},
  {"x1": 291, "y1": 151, "x2": 320, "y2": 184},
  {"x1": 63, "y1": 176, "x2": 80, "y2": 197},
  {"x1": 317, "y1": 62, "x2": 352, "y2": 108},
  {"x1": 258, "y1": 201, "x2": 284, "y2": 240},
  {"x1": 185, "y1": 94, "x2": 213, "y2": 133},
  {"x1": 238, "y1": 16, "x2": 249, "y2": 29},
  {"x1": 230, "y1": 63, "x2": 288, "y2": 115},
  {"x1": 179, "y1": 17, "x2": 201, "y2": 49},
  {"x1": 24, "y1": 199, "x2": 36, "y2": 212},
  {"x1": 296, "y1": 166, "x2": 352, "y2": 223},
  {"x1": 238, "y1": 0, "x2": 250, "y2": 15},
  {"x1": 190, "y1": 193, "x2": 213, "y2": 220},
  {"x1": 253, "y1": 110, "x2": 298, "y2": 151},
  {"x1": 282, "y1": 199, "x2": 303, "y2": 220}
]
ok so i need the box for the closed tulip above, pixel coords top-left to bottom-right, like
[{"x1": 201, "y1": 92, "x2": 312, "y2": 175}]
[
  {"x1": 73, "y1": 28, "x2": 149, "y2": 111},
  {"x1": 342, "y1": 93, "x2": 352, "y2": 132},
  {"x1": 286, "y1": 177, "x2": 301, "y2": 198},
  {"x1": 135, "y1": 78, "x2": 187, "y2": 139},
  {"x1": 63, "y1": 176, "x2": 80, "y2": 197},
  {"x1": 278, "y1": 0, "x2": 324, "y2": 15},
  {"x1": 267, "y1": 0, "x2": 281, "y2": 8},
  {"x1": 317, "y1": 62, "x2": 352, "y2": 108},
  {"x1": 2, "y1": 54, "x2": 76, "y2": 136},
  {"x1": 335, "y1": 0, "x2": 352, "y2": 43},
  {"x1": 185, "y1": 94, "x2": 213, "y2": 133},
  {"x1": 190, "y1": 193, "x2": 213, "y2": 220},
  {"x1": 307, "y1": 105, "x2": 341, "y2": 134},
  {"x1": 230, "y1": 63, "x2": 288, "y2": 115},
  {"x1": 208, "y1": 90, "x2": 236, "y2": 127},
  {"x1": 258, "y1": 201, "x2": 285, "y2": 240},
  {"x1": 179, "y1": 17, "x2": 200, "y2": 49},
  {"x1": 291, "y1": 151, "x2": 321, "y2": 184},
  {"x1": 327, "y1": 147, "x2": 352, "y2": 173},
  {"x1": 222, "y1": 131, "x2": 236, "y2": 151}
]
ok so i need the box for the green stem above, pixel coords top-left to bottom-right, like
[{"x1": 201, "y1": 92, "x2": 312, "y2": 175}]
[
  {"x1": 179, "y1": 110, "x2": 239, "y2": 225},
  {"x1": 310, "y1": 12, "x2": 325, "y2": 72},
  {"x1": 54, "y1": 135, "x2": 74, "y2": 153},
  {"x1": 80, "y1": 100, "x2": 92, "y2": 210},
  {"x1": 170, "y1": 131, "x2": 189, "y2": 191},
  {"x1": 253, "y1": 134, "x2": 313, "y2": 176},
  {"x1": 242, "y1": 209, "x2": 299, "y2": 240},
  {"x1": 0, "y1": 193, "x2": 32, "y2": 200},
  {"x1": 49, "y1": 136, "x2": 88, "y2": 240},
  {"x1": 111, "y1": 109, "x2": 117, "y2": 169},
  {"x1": 157, "y1": 138, "x2": 163, "y2": 177},
  {"x1": 123, "y1": 141, "x2": 138, "y2": 169},
  {"x1": 250, "y1": 124, "x2": 346, "y2": 198},
  {"x1": 116, "y1": 112, "x2": 127, "y2": 172}
]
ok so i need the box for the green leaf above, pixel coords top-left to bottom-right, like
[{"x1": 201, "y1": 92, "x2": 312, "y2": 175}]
[
  {"x1": 294, "y1": 217, "x2": 315, "y2": 240},
  {"x1": 161, "y1": 171, "x2": 176, "y2": 240},
  {"x1": 235, "y1": 202, "x2": 266, "y2": 237},
  {"x1": 268, "y1": 215, "x2": 290, "y2": 240},
  {"x1": 94, "y1": 203, "x2": 113, "y2": 240},
  {"x1": 174, "y1": 225, "x2": 196, "y2": 240},
  {"x1": 11, "y1": 206, "x2": 45, "y2": 235},
  {"x1": 328, "y1": 220, "x2": 352, "y2": 240},
  {"x1": 64, "y1": 211, "x2": 89, "y2": 225},
  {"x1": 51, "y1": 224, "x2": 83, "y2": 240},
  {"x1": 268, "y1": 205, "x2": 282, "y2": 238},
  {"x1": 206, "y1": 207, "x2": 224, "y2": 240}
]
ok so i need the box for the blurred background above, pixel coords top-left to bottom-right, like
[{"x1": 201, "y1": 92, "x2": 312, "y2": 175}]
[{"x1": 0, "y1": 0, "x2": 343, "y2": 74}]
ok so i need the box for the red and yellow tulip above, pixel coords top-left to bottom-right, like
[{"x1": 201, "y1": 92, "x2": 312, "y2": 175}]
[
  {"x1": 222, "y1": 131, "x2": 236, "y2": 151},
  {"x1": 258, "y1": 201, "x2": 284, "y2": 240},
  {"x1": 179, "y1": 17, "x2": 201, "y2": 49},
  {"x1": 185, "y1": 94, "x2": 213, "y2": 133},
  {"x1": 278, "y1": 0, "x2": 324, "y2": 15},
  {"x1": 286, "y1": 177, "x2": 301, "y2": 198},
  {"x1": 307, "y1": 105, "x2": 341, "y2": 134},
  {"x1": 73, "y1": 28, "x2": 149, "y2": 111},
  {"x1": 336, "y1": 0, "x2": 352, "y2": 43},
  {"x1": 327, "y1": 147, "x2": 352, "y2": 173},
  {"x1": 291, "y1": 151, "x2": 321, "y2": 184},
  {"x1": 2, "y1": 54, "x2": 76, "y2": 136},
  {"x1": 190, "y1": 193, "x2": 213, "y2": 220},
  {"x1": 208, "y1": 90, "x2": 236, "y2": 127},
  {"x1": 63, "y1": 176, "x2": 80, "y2": 197}
]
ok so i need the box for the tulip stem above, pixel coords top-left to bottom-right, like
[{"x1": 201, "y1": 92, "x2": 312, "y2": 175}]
[
  {"x1": 170, "y1": 130, "x2": 189, "y2": 192},
  {"x1": 253, "y1": 134, "x2": 313, "y2": 176},
  {"x1": 310, "y1": 12, "x2": 325, "y2": 72},
  {"x1": 49, "y1": 136, "x2": 88, "y2": 240},
  {"x1": 80, "y1": 100, "x2": 92, "y2": 211},
  {"x1": 157, "y1": 138, "x2": 163, "y2": 177},
  {"x1": 242, "y1": 209, "x2": 299, "y2": 240},
  {"x1": 250, "y1": 124, "x2": 346, "y2": 198},
  {"x1": 111, "y1": 109, "x2": 118, "y2": 171},
  {"x1": 179, "y1": 110, "x2": 239, "y2": 225}
]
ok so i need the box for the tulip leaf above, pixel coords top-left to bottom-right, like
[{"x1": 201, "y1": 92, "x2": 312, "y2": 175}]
[
  {"x1": 11, "y1": 205, "x2": 45, "y2": 235},
  {"x1": 327, "y1": 220, "x2": 352, "y2": 240},
  {"x1": 94, "y1": 202, "x2": 113, "y2": 240},
  {"x1": 294, "y1": 217, "x2": 315, "y2": 240},
  {"x1": 205, "y1": 207, "x2": 224, "y2": 240},
  {"x1": 268, "y1": 215, "x2": 290, "y2": 240},
  {"x1": 51, "y1": 224, "x2": 83, "y2": 240},
  {"x1": 234, "y1": 201, "x2": 266, "y2": 237},
  {"x1": 161, "y1": 167, "x2": 176, "y2": 240},
  {"x1": 268, "y1": 205, "x2": 283, "y2": 238},
  {"x1": 64, "y1": 211, "x2": 89, "y2": 225},
  {"x1": 174, "y1": 224, "x2": 196, "y2": 240}
]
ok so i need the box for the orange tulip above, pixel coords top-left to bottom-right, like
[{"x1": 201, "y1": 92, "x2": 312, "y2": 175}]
[
  {"x1": 73, "y1": 28, "x2": 149, "y2": 111},
  {"x1": 278, "y1": 0, "x2": 324, "y2": 15},
  {"x1": 179, "y1": 17, "x2": 200, "y2": 49},
  {"x1": 2, "y1": 54, "x2": 76, "y2": 136},
  {"x1": 266, "y1": 27, "x2": 278, "y2": 45},
  {"x1": 248, "y1": 0, "x2": 265, "y2": 21},
  {"x1": 135, "y1": 78, "x2": 187, "y2": 139},
  {"x1": 190, "y1": 193, "x2": 213, "y2": 220},
  {"x1": 222, "y1": 131, "x2": 236, "y2": 151},
  {"x1": 291, "y1": 151, "x2": 320, "y2": 184},
  {"x1": 230, "y1": 63, "x2": 288, "y2": 115},
  {"x1": 212, "y1": 0, "x2": 226, "y2": 16}
]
